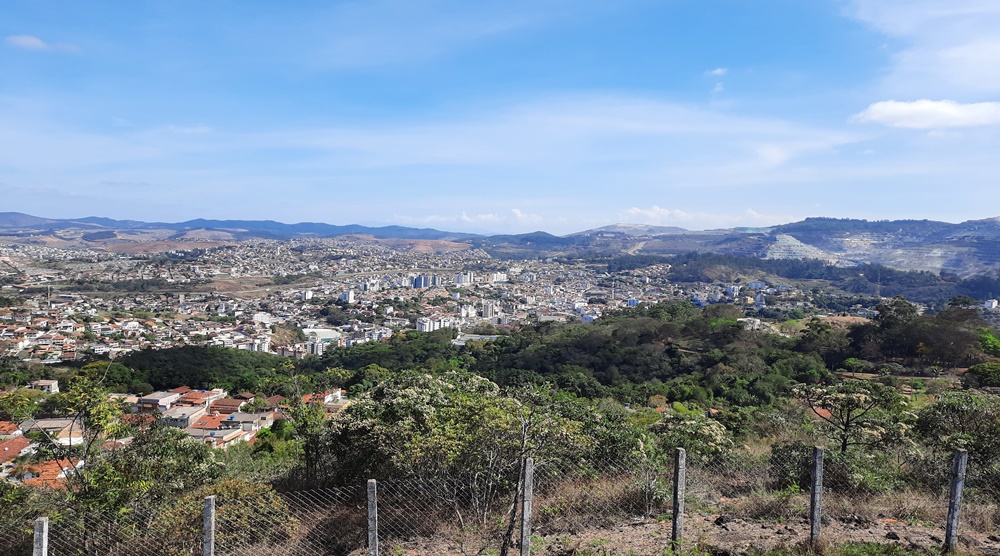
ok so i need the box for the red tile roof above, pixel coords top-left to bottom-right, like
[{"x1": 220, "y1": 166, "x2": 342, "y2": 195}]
[
  {"x1": 0, "y1": 436, "x2": 30, "y2": 464},
  {"x1": 190, "y1": 414, "x2": 226, "y2": 430}
]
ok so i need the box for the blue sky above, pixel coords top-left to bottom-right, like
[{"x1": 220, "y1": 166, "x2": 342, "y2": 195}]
[{"x1": 2, "y1": 0, "x2": 1000, "y2": 234}]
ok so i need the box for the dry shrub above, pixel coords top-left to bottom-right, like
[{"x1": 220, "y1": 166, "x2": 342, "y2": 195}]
[
  {"x1": 823, "y1": 490, "x2": 949, "y2": 526},
  {"x1": 723, "y1": 488, "x2": 809, "y2": 521},
  {"x1": 533, "y1": 474, "x2": 663, "y2": 534},
  {"x1": 961, "y1": 501, "x2": 1000, "y2": 533}
]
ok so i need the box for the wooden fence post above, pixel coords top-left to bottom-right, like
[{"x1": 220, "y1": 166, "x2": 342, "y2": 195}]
[
  {"x1": 368, "y1": 479, "x2": 379, "y2": 556},
  {"x1": 810, "y1": 447, "x2": 824, "y2": 548},
  {"x1": 944, "y1": 450, "x2": 969, "y2": 553},
  {"x1": 203, "y1": 495, "x2": 216, "y2": 556},
  {"x1": 671, "y1": 448, "x2": 686, "y2": 551},
  {"x1": 33, "y1": 517, "x2": 48, "y2": 556},
  {"x1": 521, "y1": 458, "x2": 534, "y2": 556}
]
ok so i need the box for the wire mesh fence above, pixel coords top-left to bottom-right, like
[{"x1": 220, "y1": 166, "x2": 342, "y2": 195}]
[
  {"x1": 375, "y1": 476, "x2": 520, "y2": 555},
  {"x1": 46, "y1": 506, "x2": 183, "y2": 556},
  {"x1": 0, "y1": 505, "x2": 36, "y2": 556},
  {"x1": 16, "y1": 448, "x2": 1000, "y2": 556},
  {"x1": 214, "y1": 485, "x2": 367, "y2": 556}
]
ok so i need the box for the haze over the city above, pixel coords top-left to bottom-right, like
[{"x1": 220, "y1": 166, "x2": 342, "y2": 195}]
[{"x1": 3, "y1": 0, "x2": 999, "y2": 234}]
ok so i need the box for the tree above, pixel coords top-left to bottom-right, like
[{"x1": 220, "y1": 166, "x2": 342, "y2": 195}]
[
  {"x1": 948, "y1": 295, "x2": 979, "y2": 308},
  {"x1": 653, "y1": 412, "x2": 732, "y2": 460},
  {"x1": 283, "y1": 396, "x2": 328, "y2": 486},
  {"x1": 795, "y1": 380, "x2": 909, "y2": 454},
  {"x1": 32, "y1": 375, "x2": 131, "y2": 488},
  {"x1": 328, "y1": 371, "x2": 590, "y2": 531},
  {"x1": 916, "y1": 392, "x2": 1000, "y2": 463},
  {"x1": 0, "y1": 390, "x2": 40, "y2": 422},
  {"x1": 795, "y1": 318, "x2": 849, "y2": 368},
  {"x1": 76, "y1": 424, "x2": 220, "y2": 511},
  {"x1": 873, "y1": 296, "x2": 920, "y2": 358},
  {"x1": 964, "y1": 362, "x2": 1000, "y2": 388}
]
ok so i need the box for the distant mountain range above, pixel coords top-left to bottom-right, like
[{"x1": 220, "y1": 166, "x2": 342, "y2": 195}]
[
  {"x1": 3, "y1": 212, "x2": 1000, "y2": 277},
  {"x1": 0, "y1": 212, "x2": 478, "y2": 241}
]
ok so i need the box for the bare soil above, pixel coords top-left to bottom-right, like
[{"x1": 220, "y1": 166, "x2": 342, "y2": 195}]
[{"x1": 363, "y1": 514, "x2": 1000, "y2": 555}]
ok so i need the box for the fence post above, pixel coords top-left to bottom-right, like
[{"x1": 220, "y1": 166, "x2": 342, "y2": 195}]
[
  {"x1": 521, "y1": 457, "x2": 534, "y2": 556},
  {"x1": 809, "y1": 447, "x2": 824, "y2": 548},
  {"x1": 944, "y1": 449, "x2": 969, "y2": 553},
  {"x1": 671, "y1": 448, "x2": 686, "y2": 551},
  {"x1": 368, "y1": 479, "x2": 379, "y2": 556},
  {"x1": 203, "y1": 495, "x2": 216, "y2": 556},
  {"x1": 33, "y1": 517, "x2": 48, "y2": 556}
]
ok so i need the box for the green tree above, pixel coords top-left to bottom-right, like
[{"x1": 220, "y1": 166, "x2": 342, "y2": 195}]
[
  {"x1": 795, "y1": 380, "x2": 910, "y2": 454},
  {"x1": 916, "y1": 391, "x2": 1000, "y2": 464},
  {"x1": 0, "y1": 390, "x2": 40, "y2": 422},
  {"x1": 653, "y1": 411, "x2": 732, "y2": 460},
  {"x1": 964, "y1": 361, "x2": 1000, "y2": 388},
  {"x1": 77, "y1": 424, "x2": 220, "y2": 511}
]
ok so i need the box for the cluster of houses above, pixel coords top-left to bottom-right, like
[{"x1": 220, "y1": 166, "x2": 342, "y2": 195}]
[{"x1": 0, "y1": 380, "x2": 346, "y2": 488}]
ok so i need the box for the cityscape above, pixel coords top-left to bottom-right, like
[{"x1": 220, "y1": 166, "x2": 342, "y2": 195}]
[{"x1": 4, "y1": 0, "x2": 1000, "y2": 554}]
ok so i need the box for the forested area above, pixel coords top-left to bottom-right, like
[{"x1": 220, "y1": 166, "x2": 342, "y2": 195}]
[
  {"x1": 666, "y1": 253, "x2": 1000, "y2": 304},
  {"x1": 5, "y1": 297, "x2": 1000, "y2": 553}
]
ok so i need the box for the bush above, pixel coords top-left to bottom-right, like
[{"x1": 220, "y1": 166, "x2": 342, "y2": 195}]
[
  {"x1": 964, "y1": 362, "x2": 1000, "y2": 388},
  {"x1": 769, "y1": 441, "x2": 813, "y2": 490},
  {"x1": 824, "y1": 450, "x2": 902, "y2": 494}
]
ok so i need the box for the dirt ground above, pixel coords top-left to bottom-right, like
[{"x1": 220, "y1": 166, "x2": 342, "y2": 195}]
[{"x1": 369, "y1": 513, "x2": 1000, "y2": 555}]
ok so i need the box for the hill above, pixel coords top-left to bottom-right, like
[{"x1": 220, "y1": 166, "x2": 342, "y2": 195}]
[{"x1": 6, "y1": 212, "x2": 1000, "y2": 277}]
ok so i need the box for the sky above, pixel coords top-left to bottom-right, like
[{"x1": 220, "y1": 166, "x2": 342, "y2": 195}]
[{"x1": 2, "y1": 0, "x2": 1000, "y2": 235}]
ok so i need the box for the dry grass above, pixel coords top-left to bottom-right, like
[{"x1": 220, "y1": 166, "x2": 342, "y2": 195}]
[
  {"x1": 534, "y1": 473, "x2": 667, "y2": 534},
  {"x1": 724, "y1": 490, "x2": 810, "y2": 521}
]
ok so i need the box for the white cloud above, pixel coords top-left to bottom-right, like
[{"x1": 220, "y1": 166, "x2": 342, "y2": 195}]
[
  {"x1": 164, "y1": 124, "x2": 214, "y2": 134},
  {"x1": 621, "y1": 206, "x2": 795, "y2": 229},
  {"x1": 511, "y1": 208, "x2": 542, "y2": 224},
  {"x1": 0, "y1": 93, "x2": 867, "y2": 233},
  {"x1": 5, "y1": 35, "x2": 80, "y2": 53},
  {"x1": 755, "y1": 144, "x2": 792, "y2": 166},
  {"x1": 461, "y1": 211, "x2": 502, "y2": 223},
  {"x1": 848, "y1": 1, "x2": 1000, "y2": 96},
  {"x1": 852, "y1": 99, "x2": 1000, "y2": 129},
  {"x1": 287, "y1": 0, "x2": 603, "y2": 69},
  {"x1": 712, "y1": 83, "x2": 724, "y2": 94},
  {"x1": 624, "y1": 205, "x2": 695, "y2": 224},
  {"x1": 705, "y1": 68, "x2": 727, "y2": 76}
]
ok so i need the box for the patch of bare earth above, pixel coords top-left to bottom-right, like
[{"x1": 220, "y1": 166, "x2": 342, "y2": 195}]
[
  {"x1": 373, "y1": 237, "x2": 472, "y2": 254},
  {"x1": 349, "y1": 515, "x2": 1000, "y2": 555}
]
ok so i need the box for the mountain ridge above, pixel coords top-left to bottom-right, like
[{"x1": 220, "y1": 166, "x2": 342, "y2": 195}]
[{"x1": 4, "y1": 212, "x2": 1000, "y2": 277}]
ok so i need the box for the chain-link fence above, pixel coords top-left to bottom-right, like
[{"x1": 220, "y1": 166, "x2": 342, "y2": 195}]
[
  {"x1": 0, "y1": 504, "x2": 36, "y2": 555},
  {"x1": 13, "y1": 448, "x2": 1000, "y2": 556},
  {"x1": 214, "y1": 485, "x2": 367, "y2": 555}
]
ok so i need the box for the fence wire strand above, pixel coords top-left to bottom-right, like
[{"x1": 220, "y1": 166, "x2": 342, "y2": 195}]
[{"x1": 14, "y1": 448, "x2": 1000, "y2": 555}]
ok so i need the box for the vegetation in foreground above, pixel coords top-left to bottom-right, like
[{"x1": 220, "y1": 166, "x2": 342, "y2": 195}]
[{"x1": 2, "y1": 296, "x2": 1000, "y2": 554}]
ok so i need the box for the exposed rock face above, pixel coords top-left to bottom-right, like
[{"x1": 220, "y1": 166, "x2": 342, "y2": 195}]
[{"x1": 763, "y1": 234, "x2": 835, "y2": 262}]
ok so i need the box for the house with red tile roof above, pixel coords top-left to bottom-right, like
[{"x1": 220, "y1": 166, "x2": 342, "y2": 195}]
[
  {"x1": 0, "y1": 420, "x2": 22, "y2": 439},
  {"x1": 16, "y1": 458, "x2": 81, "y2": 489},
  {"x1": 0, "y1": 435, "x2": 31, "y2": 464},
  {"x1": 208, "y1": 398, "x2": 246, "y2": 414}
]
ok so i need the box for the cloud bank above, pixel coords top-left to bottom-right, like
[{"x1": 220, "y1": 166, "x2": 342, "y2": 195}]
[{"x1": 853, "y1": 100, "x2": 1000, "y2": 129}]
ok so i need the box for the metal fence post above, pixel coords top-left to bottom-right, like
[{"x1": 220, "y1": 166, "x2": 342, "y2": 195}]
[
  {"x1": 810, "y1": 447, "x2": 824, "y2": 548},
  {"x1": 203, "y1": 495, "x2": 216, "y2": 556},
  {"x1": 520, "y1": 458, "x2": 534, "y2": 556},
  {"x1": 671, "y1": 448, "x2": 686, "y2": 550},
  {"x1": 368, "y1": 479, "x2": 379, "y2": 556},
  {"x1": 33, "y1": 517, "x2": 48, "y2": 556},
  {"x1": 945, "y1": 449, "x2": 969, "y2": 553}
]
